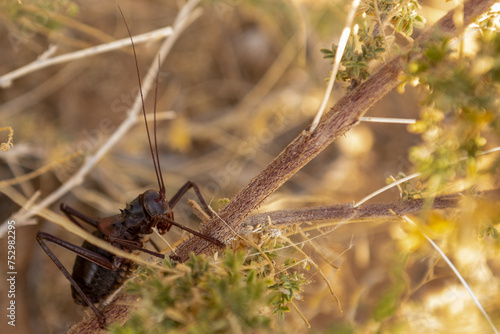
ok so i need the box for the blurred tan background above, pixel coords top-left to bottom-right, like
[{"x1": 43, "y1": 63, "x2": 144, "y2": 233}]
[{"x1": 2, "y1": 1, "x2": 497, "y2": 334}]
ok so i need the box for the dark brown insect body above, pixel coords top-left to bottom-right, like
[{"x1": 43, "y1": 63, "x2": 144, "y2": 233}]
[
  {"x1": 36, "y1": 9, "x2": 224, "y2": 328},
  {"x1": 70, "y1": 230, "x2": 133, "y2": 305},
  {"x1": 69, "y1": 188, "x2": 173, "y2": 305}
]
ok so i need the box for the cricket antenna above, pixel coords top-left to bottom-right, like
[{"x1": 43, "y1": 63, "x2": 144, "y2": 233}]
[
  {"x1": 118, "y1": 7, "x2": 166, "y2": 201},
  {"x1": 153, "y1": 57, "x2": 166, "y2": 199}
]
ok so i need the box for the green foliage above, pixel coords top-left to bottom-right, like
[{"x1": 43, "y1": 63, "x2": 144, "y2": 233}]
[
  {"x1": 218, "y1": 198, "x2": 230, "y2": 207},
  {"x1": 372, "y1": 255, "x2": 407, "y2": 322},
  {"x1": 479, "y1": 225, "x2": 499, "y2": 239},
  {"x1": 2, "y1": 0, "x2": 79, "y2": 32},
  {"x1": 387, "y1": 172, "x2": 426, "y2": 199},
  {"x1": 373, "y1": 287, "x2": 404, "y2": 322},
  {"x1": 362, "y1": 0, "x2": 425, "y2": 36},
  {"x1": 269, "y1": 271, "x2": 306, "y2": 316},
  {"x1": 321, "y1": 0, "x2": 424, "y2": 88},
  {"x1": 405, "y1": 20, "x2": 500, "y2": 185},
  {"x1": 111, "y1": 248, "x2": 308, "y2": 334},
  {"x1": 112, "y1": 252, "x2": 272, "y2": 334},
  {"x1": 319, "y1": 322, "x2": 359, "y2": 334},
  {"x1": 320, "y1": 20, "x2": 385, "y2": 88},
  {"x1": 389, "y1": 1, "x2": 425, "y2": 36},
  {"x1": 240, "y1": 237, "x2": 309, "y2": 317}
]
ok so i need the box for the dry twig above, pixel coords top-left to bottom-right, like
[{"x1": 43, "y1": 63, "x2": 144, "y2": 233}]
[
  {"x1": 242, "y1": 189, "x2": 500, "y2": 229},
  {"x1": 0, "y1": 26, "x2": 174, "y2": 88}
]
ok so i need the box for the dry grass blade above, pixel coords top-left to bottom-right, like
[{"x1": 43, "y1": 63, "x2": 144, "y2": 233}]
[
  {"x1": 310, "y1": 0, "x2": 361, "y2": 133},
  {"x1": 279, "y1": 234, "x2": 342, "y2": 313},
  {"x1": 401, "y1": 215, "x2": 499, "y2": 334},
  {"x1": 0, "y1": 151, "x2": 82, "y2": 190}
]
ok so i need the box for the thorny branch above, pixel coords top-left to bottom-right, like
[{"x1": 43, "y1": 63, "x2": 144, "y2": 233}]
[
  {"x1": 242, "y1": 189, "x2": 500, "y2": 229},
  {"x1": 174, "y1": 0, "x2": 498, "y2": 261}
]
